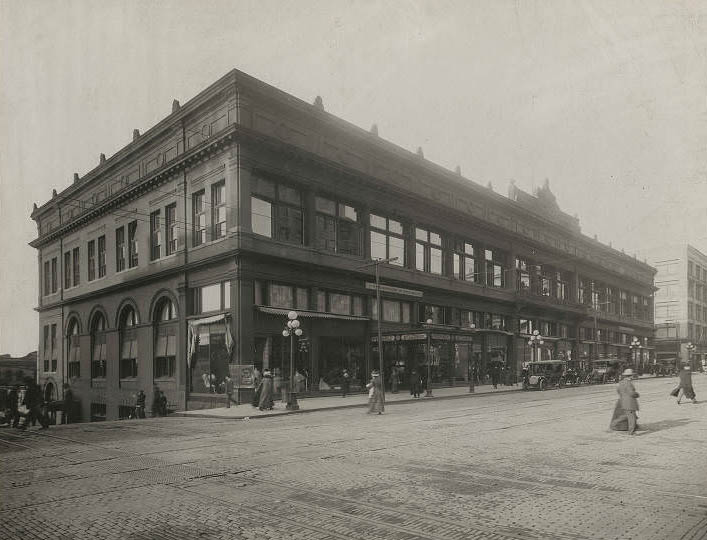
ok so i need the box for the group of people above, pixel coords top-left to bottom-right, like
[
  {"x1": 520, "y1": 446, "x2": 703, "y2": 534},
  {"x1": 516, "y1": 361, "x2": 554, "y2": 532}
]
[
  {"x1": 3, "y1": 379, "x2": 51, "y2": 430},
  {"x1": 610, "y1": 365, "x2": 698, "y2": 435}
]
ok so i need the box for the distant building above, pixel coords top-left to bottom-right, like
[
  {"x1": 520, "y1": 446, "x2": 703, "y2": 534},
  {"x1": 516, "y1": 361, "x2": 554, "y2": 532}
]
[
  {"x1": 648, "y1": 244, "x2": 707, "y2": 372},
  {"x1": 0, "y1": 351, "x2": 37, "y2": 386},
  {"x1": 30, "y1": 69, "x2": 656, "y2": 421}
]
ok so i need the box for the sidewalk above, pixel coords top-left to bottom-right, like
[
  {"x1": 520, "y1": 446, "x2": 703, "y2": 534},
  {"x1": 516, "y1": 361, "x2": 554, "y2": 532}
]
[{"x1": 175, "y1": 383, "x2": 522, "y2": 420}]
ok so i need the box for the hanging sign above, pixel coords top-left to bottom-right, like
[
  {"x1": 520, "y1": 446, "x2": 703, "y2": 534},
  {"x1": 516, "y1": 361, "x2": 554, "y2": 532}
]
[
  {"x1": 365, "y1": 283, "x2": 423, "y2": 297},
  {"x1": 230, "y1": 364, "x2": 255, "y2": 388}
]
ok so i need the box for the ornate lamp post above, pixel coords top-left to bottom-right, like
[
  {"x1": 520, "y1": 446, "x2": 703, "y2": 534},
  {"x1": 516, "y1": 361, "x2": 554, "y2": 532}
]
[
  {"x1": 528, "y1": 330, "x2": 544, "y2": 362},
  {"x1": 282, "y1": 310, "x2": 303, "y2": 410},
  {"x1": 425, "y1": 317, "x2": 434, "y2": 397},
  {"x1": 686, "y1": 342, "x2": 696, "y2": 371},
  {"x1": 629, "y1": 337, "x2": 641, "y2": 373},
  {"x1": 467, "y1": 323, "x2": 476, "y2": 393}
]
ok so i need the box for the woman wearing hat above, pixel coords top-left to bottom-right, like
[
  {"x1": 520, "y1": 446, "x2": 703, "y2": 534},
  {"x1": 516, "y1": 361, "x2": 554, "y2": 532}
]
[
  {"x1": 611, "y1": 369, "x2": 640, "y2": 435},
  {"x1": 366, "y1": 370, "x2": 384, "y2": 414},
  {"x1": 676, "y1": 365, "x2": 697, "y2": 405},
  {"x1": 257, "y1": 368, "x2": 274, "y2": 411}
]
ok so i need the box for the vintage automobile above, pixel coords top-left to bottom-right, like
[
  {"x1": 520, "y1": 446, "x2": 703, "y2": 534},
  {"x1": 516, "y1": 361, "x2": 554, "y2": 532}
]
[
  {"x1": 563, "y1": 360, "x2": 586, "y2": 386},
  {"x1": 588, "y1": 359, "x2": 624, "y2": 384},
  {"x1": 522, "y1": 360, "x2": 566, "y2": 391}
]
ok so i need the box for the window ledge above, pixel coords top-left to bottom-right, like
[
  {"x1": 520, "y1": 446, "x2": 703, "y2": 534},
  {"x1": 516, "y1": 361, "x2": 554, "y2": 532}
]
[
  {"x1": 149, "y1": 252, "x2": 180, "y2": 264},
  {"x1": 116, "y1": 266, "x2": 139, "y2": 275},
  {"x1": 154, "y1": 377, "x2": 176, "y2": 382}
]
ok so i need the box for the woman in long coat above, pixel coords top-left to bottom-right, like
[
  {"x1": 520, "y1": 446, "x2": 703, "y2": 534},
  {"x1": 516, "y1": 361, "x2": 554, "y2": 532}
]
[
  {"x1": 258, "y1": 369, "x2": 274, "y2": 410},
  {"x1": 677, "y1": 365, "x2": 697, "y2": 404},
  {"x1": 367, "y1": 371, "x2": 384, "y2": 414}
]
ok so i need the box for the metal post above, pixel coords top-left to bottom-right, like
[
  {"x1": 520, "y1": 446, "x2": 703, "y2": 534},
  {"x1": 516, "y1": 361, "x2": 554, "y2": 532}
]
[
  {"x1": 426, "y1": 331, "x2": 432, "y2": 397},
  {"x1": 375, "y1": 262, "x2": 385, "y2": 396},
  {"x1": 469, "y1": 341, "x2": 475, "y2": 393}
]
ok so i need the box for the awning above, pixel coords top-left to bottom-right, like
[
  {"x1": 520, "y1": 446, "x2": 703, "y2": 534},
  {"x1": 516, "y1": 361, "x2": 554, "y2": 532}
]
[
  {"x1": 255, "y1": 306, "x2": 369, "y2": 322},
  {"x1": 187, "y1": 313, "x2": 233, "y2": 368}
]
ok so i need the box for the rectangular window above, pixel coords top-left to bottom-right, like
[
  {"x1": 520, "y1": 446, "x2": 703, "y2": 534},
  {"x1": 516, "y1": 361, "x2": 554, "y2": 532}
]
[
  {"x1": 97, "y1": 236, "x2": 106, "y2": 278},
  {"x1": 270, "y1": 284, "x2": 294, "y2": 308},
  {"x1": 315, "y1": 197, "x2": 362, "y2": 256},
  {"x1": 51, "y1": 324, "x2": 57, "y2": 371},
  {"x1": 51, "y1": 258, "x2": 57, "y2": 293},
  {"x1": 154, "y1": 326, "x2": 176, "y2": 378},
  {"x1": 251, "y1": 180, "x2": 303, "y2": 244},
  {"x1": 485, "y1": 249, "x2": 504, "y2": 287},
  {"x1": 120, "y1": 329, "x2": 138, "y2": 379},
  {"x1": 43, "y1": 325, "x2": 49, "y2": 372},
  {"x1": 128, "y1": 221, "x2": 138, "y2": 268},
  {"x1": 454, "y1": 242, "x2": 478, "y2": 282},
  {"x1": 415, "y1": 228, "x2": 443, "y2": 275},
  {"x1": 296, "y1": 288, "x2": 308, "y2": 310},
  {"x1": 64, "y1": 251, "x2": 71, "y2": 288},
  {"x1": 116, "y1": 227, "x2": 126, "y2": 272},
  {"x1": 150, "y1": 210, "x2": 161, "y2": 260},
  {"x1": 369, "y1": 298, "x2": 410, "y2": 322},
  {"x1": 212, "y1": 181, "x2": 226, "y2": 240},
  {"x1": 330, "y1": 293, "x2": 352, "y2": 315},
  {"x1": 72, "y1": 247, "x2": 80, "y2": 286},
  {"x1": 194, "y1": 281, "x2": 231, "y2": 314},
  {"x1": 192, "y1": 190, "x2": 206, "y2": 246},
  {"x1": 91, "y1": 333, "x2": 107, "y2": 379},
  {"x1": 87, "y1": 240, "x2": 96, "y2": 281},
  {"x1": 43, "y1": 261, "x2": 50, "y2": 295},
  {"x1": 370, "y1": 214, "x2": 405, "y2": 266},
  {"x1": 68, "y1": 333, "x2": 80, "y2": 378},
  {"x1": 165, "y1": 203, "x2": 177, "y2": 255}
]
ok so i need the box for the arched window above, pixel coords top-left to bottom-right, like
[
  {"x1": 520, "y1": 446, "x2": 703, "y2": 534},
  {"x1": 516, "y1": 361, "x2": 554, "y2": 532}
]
[
  {"x1": 67, "y1": 318, "x2": 80, "y2": 378},
  {"x1": 91, "y1": 313, "x2": 107, "y2": 379},
  {"x1": 119, "y1": 306, "x2": 138, "y2": 379},
  {"x1": 154, "y1": 298, "x2": 177, "y2": 379}
]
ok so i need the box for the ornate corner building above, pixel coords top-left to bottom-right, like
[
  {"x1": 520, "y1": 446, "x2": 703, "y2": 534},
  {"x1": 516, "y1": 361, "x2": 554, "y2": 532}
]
[{"x1": 31, "y1": 70, "x2": 656, "y2": 421}]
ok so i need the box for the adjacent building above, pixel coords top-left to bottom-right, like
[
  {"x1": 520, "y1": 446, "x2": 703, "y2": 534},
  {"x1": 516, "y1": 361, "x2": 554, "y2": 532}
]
[
  {"x1": 31, "y1": 69, "x2": 656, "y2": 421},
  {"x1": 648, "y1": 244, "x2": 707, "y2": 372}
]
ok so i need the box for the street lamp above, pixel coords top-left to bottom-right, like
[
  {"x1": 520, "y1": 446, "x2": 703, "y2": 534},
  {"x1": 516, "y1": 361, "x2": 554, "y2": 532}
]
[
  {"x1": 686, "y1": 342, "x2": 696, "y2": 370},
  {"x1": 282, "y1": 310, "x2": 303, "y2": 410},
  {"x1": 425, "y1": 318, "x2": 434, "y2": 397},
  {"x1": 630, "y1": 337, "x2": 641, "y2": 373},
  {"x1": 528, "y1": 330, "x2": 544, "y2": 362},
  {"x1": 467, "y1": 323, "x2": 476, "y2": 393}
]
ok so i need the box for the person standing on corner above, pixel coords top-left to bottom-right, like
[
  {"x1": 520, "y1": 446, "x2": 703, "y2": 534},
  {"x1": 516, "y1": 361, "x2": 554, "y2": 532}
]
[
  {"x1": 258, "y1": 368, "x2": 274, "y2": 411},
  {"x1": 677, "y1": 365, "x2": 697, "y2": 404},
  {"x1": 224, "y1": 376, "x2": 236, "y2": 408},
  {"x1": 366, "y1": 370, "x2": 384, "y2": 414},
  {"x1": 135, "y1": 390, "x2": 146, "y2": 419},
  {"x1": 616, "y1": 368, "x2": 640, "y2": 435},
  {"x1": 152, "y1": 386, "x2": 163, "y2": 417},
  {"x1": 341, "y1": 368, "x2": 351, "y2": 398}
]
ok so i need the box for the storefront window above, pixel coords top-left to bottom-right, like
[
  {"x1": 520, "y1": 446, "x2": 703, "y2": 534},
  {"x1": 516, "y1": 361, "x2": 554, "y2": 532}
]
[
  {"x1": 190, "y1": 323, "x2": 229, "y2": 393},
  {"x1": 370, "y1": 298, "x2": 411, "y2": 322}
]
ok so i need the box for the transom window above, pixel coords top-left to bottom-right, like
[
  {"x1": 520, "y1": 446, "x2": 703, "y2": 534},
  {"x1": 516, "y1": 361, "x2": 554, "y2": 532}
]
[
  {"x1": 369, "y1": 214, "x2": 405, "y2": 266},
  {"x1": 318, "y1": 290, "x2": 365, "y2": 316},
  {"x1": 415, "y1": 227, "x2": 442, "y2": 275},
  {"x1": 193, "y1": 281, "x2": 231, "y2": 314},
  {"x1": 315, "y1": 196, "x2": 361, "y2": 256}
]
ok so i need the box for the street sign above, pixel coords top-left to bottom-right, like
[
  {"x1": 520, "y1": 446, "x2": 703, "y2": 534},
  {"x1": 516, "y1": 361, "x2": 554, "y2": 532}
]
[{"x1": 230, "y1": 364, "x2": 255, "y2": 388}]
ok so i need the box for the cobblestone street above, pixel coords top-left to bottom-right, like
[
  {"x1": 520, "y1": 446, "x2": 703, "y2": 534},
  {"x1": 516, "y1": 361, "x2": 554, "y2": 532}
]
[{"x1": 2, "y1": 377, "x2": 706, "y2": 540}]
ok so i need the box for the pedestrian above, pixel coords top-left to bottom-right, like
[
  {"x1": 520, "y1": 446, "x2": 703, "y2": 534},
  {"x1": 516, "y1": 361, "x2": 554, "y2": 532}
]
[
  {"x1": 159, "y1": 392, "x2": 168, "y2": 416},
  {"x1": 611, "y1": 368, "x2": 640, "y2": 435},
  {"x1": 252, "y1": 366, "x2": 262, "y2": 388},
  {"x1": 135, "y1": 390, "x2": 146, "y2": 419},
  {"x1": 341, "y1": 368, "x2": 351, "y2": 398},
  {"x1": 224, "y1": 376, "x2": 236, "y2": 408},
  {"x1": 676, "y1": 365, "x2": 697, "y2": 404},
  {"x1": 294, "y1": 370, "x2": 306, "y2": 394},
  {"x1": 62, "y1": 383, "x2": 74, "y2": 424},
  {"x1": 391, "y1": 366, "x2": 399, "y2": 394},
  {"x1": 8, "y1": 385, "x2": 20, "y2": 428},
  {"x1": 152, "y1": 386, "x2": 163, "y2": 417},
  {"x1": 21, "y1": 380, "x2": 49, "y2": 430},
  {"x1": 258, "y1": 368, "x2": 274, "y2": 410},
  {"x1": 491, "y1": 362, "x2": 500, "y2": 389},
  {"x1": 366, "y1": 370, "x2": 384, "y2": 414},
  {"x1": 409, "y1": 370, "x2": 422, "y2": 398}
]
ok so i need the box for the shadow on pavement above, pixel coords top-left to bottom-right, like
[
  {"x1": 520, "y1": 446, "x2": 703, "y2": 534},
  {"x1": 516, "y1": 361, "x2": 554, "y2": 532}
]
[{"x1": 635, "y1": 418, "x2": 695, "y2": 436}]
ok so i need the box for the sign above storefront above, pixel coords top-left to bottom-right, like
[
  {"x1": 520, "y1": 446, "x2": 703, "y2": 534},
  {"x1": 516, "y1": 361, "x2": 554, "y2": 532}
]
[{"x1": 365, "y1": 282, "x2": 423, "y2": 297}]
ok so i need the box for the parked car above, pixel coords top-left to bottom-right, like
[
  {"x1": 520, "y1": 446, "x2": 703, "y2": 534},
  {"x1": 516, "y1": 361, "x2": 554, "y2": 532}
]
[
  {"x1": 588, "y1": 359, "x2": 624, "y2": 384},
  {"x1": 522, "y1": 360, "x2": 566, "y2": 391}
]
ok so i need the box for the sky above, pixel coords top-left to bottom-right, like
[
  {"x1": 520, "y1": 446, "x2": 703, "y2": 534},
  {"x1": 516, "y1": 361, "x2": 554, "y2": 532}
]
[{"x1": 1, "y1": 0, "x2": 706, "y2": 355}]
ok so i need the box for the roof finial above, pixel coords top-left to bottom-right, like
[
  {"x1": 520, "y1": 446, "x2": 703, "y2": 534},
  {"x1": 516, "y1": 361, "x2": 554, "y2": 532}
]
[
  {"x1": 172, "y1": 99, "x2": 180, "y2": 112},
  {"x1": 313, "y1": 96, "x2": 324, "y2": 110},
  {"x1": 416, "y1": 147, "x2": 424, "y2": 158},
  {"x1": 52, "y1": 189, "x2": 57, "y2": 198},
  {"x1": 370, "y1": 124, "x2": 378, "y2": 136},
  {"x1": 100, "y1": 153, "x2": 106, "y2": 164},
  {"x1": 73, "y1": 173, "x2": 80, "y2": 183},
  {"x1": 33, "y1": 202, "x2": 38, "y2": 211},
  {"x1": 133, "y1": 129, "x2": 140, "y2": 141}
]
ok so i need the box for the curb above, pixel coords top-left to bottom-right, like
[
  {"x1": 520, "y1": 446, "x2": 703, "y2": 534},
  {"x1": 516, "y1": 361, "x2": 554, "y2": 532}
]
[{"x1": 173, "y1": 386, "x2": 523, "y2": 420}]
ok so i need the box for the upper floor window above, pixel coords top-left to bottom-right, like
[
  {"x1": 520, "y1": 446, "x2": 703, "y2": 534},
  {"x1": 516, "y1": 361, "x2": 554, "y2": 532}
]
[
  {"x1": 97, "y1": 235, "x2": 106, "y2": 278},
  {"x1": 119, "y1": 306, "x2": 138, "y2": 379},
  {"x1": 212, "y1": 181, "x2": 226, "y2": 240},
  {"x1": 193, "y1": 281, "x2": 231, "y2": 314},
  {"x1": 461, "y1": 310, "x2": 482, "y2": 329},
  {"x1": 250, "y1": 178, "x2": 303, "y2": 244},
  {"x1": 88, "y1": 240, "x2": 96, "y2": 282},
  {"x1": 43, "y1": 261, "x2": 50, "y2": 295},
  {"x1": 317, "y1": 290, "x2": 365, "y2": 316},
  {"x1": 192, "y1": 190, "x2": 206, "y2": 246},
  {"x1": 43, "y1": 325, "x2": 50, "y2": 372},
  {"x1": 150, "y1": 210, "x2": 162, "y2": 260},
  {"x1": 516, "y1": 257, "x2": 530, "y2": 289},
  {"x1": 51, "y1": 257, "x2": 57, "y2": 293},
  {"x1": 91, "y1": 313, "x2": 107, "y2": 379},
  {"x1": 420, "y1": 304, "x2": 446, "y2": 325},
  {"x1": 370, "y1": 214, "x2": 405, "y2": 266},
  {"x1": 454, "y1": 242, "x2": 478, "y2": 283},
  {"x1": 72, "y1": 247, "x2": 80, "y2": 287},
  {"x1": 415, "y1": 228, "x2": 443, "y2": 275},
  {"x1": 67, "y1": 319, "x2": 80, "y2": 379},
  {"x1": 165, "y1": 204, "x2": 177, "y2": 255},
  {"x1": 485, "y1": 249, "x2": 505, "y2": 288},
  {"x1": 64, "y1": 251, "x2": 72, "y2": 288},
  {"x1": 128, "y1": 221, "x2": 138, "y2": 268},
  {"x1": 315, "y1": 197, "x2": 361, "y2": 256},
  {"x1": 116, "y1": 227, "x2": 126, "y2": 272}
]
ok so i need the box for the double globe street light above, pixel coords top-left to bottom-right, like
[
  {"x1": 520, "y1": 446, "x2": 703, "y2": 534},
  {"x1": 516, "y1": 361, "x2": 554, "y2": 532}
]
[
  {"x1": 686, "y1": 342, "x2": 696, "y2": 370},
  {"x1": 528, "y1": 330, "x2": 544, "y2": 362},
  {"x1": 629, "y1": 337, "x2": 641, "y2": 373},
  {"x1": 282, "y1": 311, "x2": 303, "y2": 410}
]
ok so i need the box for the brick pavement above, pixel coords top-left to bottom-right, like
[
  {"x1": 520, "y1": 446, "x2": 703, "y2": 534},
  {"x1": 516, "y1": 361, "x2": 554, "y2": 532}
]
[{"x1": 1, "y1": 376, "x2": 706, "y2": 540}]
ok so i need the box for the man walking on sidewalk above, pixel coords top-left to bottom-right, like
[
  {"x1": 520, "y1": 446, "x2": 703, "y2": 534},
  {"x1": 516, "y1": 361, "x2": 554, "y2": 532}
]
[{"x1": 342, "y1": 369, "x2": 351, "y2": 397}]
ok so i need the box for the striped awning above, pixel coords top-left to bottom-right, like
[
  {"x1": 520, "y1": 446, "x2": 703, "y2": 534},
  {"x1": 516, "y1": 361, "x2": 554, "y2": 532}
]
[{"x1": 255, "y1": 306, "x2": 369, "y2": 322}]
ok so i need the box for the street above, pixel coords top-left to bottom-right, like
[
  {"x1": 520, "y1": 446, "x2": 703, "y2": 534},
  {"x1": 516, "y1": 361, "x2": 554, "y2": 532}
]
[{"x1": 1, "y1": 377, "x2": 706, "y2": 540}]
